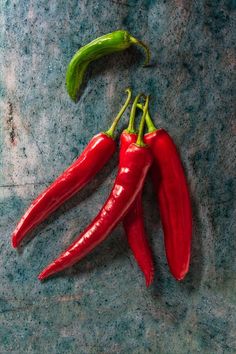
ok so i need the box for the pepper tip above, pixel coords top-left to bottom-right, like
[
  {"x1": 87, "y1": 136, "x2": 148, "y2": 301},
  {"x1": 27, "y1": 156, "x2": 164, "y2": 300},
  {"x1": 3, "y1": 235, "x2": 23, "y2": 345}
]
[
  {"x1": 38, "y1": 269, "x2": 49, "y2": 281},
  {"x1": 38, "y1": 266, "x2": 54, "y2": 281},
  {"x1": 11, "y1": 236, "x2": 18, "y2": 249},
  {"x1": 175, "y1": 274, "x2": 186, "y2": 281},
  {"x1": 145, "y1": 269, "x2": 154, "y2": 288},
  {"x1": 172, "y1": 269, "x2": 188, "y2": 281},
  {"x1": 38, "y1": 272, "x2": 46, "y2": 281}
]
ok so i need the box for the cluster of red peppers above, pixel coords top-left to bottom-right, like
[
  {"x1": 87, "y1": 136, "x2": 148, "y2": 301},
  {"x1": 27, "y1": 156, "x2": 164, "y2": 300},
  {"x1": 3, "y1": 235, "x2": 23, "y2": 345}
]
[{"x1": 11, "y1": 30, "x2": 192, "y2": 287}]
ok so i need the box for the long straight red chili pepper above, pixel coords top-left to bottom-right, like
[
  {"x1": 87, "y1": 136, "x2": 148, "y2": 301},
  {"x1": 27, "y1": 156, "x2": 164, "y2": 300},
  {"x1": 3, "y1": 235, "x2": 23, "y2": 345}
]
[
  {"x1": 11, "y1": 89, "x2": 132, "y2": 248},
  {"x1": 120, "y1": 95, "x2": 154, "y2": 287},
  {"x1": 38, "y1": 96, "x2": 153, "y2": 281},
  {"x1": 140, "y1": 107, "x2": 192, "y2": 280}
]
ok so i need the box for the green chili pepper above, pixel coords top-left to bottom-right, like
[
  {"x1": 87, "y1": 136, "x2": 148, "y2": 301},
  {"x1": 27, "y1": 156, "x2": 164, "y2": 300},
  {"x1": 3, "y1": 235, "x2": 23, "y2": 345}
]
[{"x1": 66, "y1": 30, "x2": 150, "y2": 102}]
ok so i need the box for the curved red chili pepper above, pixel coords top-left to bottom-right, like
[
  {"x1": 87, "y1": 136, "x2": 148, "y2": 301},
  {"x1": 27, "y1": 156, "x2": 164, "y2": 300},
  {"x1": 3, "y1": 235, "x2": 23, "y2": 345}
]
[
  {"x1": 121, "y1": 132, "x2": 155, "y2": 287},
  {"x1": 142, "y1": 109, "x2": 192, "y2": 281},
  {"x1": 11, "y1": 89, "x2": 132, "y2": 248},
  {"x1": 119, "y1": 96, "x2": 154, "y2": 287},
  {"x1": 38, "y1": 96, "x2": 153, "y2": 281}
]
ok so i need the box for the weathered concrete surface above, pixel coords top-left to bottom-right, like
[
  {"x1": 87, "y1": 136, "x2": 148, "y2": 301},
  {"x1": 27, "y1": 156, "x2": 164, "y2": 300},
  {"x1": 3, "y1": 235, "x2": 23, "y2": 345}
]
[{"x1": 0, "y1": 1, "x2": 235, "y2": 353}]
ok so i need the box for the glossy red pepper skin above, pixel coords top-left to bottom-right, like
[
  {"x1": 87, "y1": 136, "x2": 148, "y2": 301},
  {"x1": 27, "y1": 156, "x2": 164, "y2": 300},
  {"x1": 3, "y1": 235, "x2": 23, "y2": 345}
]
[
  {"x1": 144, "y1": 129, "x2": 192, "y2": 280},
  {"x1": 38, "y1": 143, "x2": 153, "y2": 280},
  {"x1": 120, "y1": 132, "x2": 154, "y2": 287},
  {"x1": 11, "y1": 133, "x2": 116, "y2": 248}
]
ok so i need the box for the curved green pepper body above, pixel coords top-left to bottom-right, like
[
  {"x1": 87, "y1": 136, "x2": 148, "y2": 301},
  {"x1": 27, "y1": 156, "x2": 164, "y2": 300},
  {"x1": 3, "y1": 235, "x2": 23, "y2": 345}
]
[{"x1": 66, "y1": 30, "x2": 150, "y2": 102}]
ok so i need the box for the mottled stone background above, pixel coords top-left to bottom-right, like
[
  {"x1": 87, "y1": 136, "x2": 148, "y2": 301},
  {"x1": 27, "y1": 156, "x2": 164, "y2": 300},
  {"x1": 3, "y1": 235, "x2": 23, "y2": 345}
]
[{"x1": 0, "y1": 1, "x2": 235, "y2": 353}]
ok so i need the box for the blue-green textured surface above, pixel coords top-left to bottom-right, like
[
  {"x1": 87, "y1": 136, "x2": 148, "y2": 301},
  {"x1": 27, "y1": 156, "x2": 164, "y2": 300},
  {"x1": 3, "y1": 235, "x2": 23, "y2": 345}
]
[{"x1": 0, "y1": 1, "x2": 235, "y2": 353}]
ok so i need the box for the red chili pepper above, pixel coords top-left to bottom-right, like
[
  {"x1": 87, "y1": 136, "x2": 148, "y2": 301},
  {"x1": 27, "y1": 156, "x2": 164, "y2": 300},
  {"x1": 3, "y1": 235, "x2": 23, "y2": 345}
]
[
  {"x1": 11, "y1": 89, "x2": 132, "y2": 248},
  {"x1": 38, "y1": 96, "x2": 153, "y2": 281},
  {"x1": 141, "y1": 107, "x2": 192, "y2": 281},
  {"x1": 120, "y1": 95, "x2": 154, "y2": 287}
]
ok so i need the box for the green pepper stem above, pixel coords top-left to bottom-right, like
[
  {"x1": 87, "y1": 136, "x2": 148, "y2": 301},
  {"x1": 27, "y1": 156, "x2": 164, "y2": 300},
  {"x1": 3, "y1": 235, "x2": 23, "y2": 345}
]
[
  {"x1": 126, "y1": 93, "x2": 144, "y2": 134},
  {"x1": 137, "y1": 103, "x2": 157, "y2": 133},
  {"x1": 136, "y1": 96, "x2": 150, "y2": 147},
  {"x1": 130, "y1": 36, "x2": 151, "y2": 67},
  {"x1": 105, "y1": 88, "x2": 132, "y2": 138}
]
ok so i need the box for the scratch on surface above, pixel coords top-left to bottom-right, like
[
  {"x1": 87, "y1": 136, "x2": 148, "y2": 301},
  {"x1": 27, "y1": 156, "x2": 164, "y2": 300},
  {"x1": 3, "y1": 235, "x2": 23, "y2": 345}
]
[
  {"x1": 2, "y1": 100, "x2": 46, "y2": 191},
  {"x1": 6, "y1": 101, "x2": 16, "y2": 144},
  {"x1": 0, "y1": 181, "x2": 51, "y2": 189}
]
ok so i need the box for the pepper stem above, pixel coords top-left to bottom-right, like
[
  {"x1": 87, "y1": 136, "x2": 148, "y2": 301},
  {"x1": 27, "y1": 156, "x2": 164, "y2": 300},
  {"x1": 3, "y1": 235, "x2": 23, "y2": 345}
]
[
  {"x1": 137, "y1": 103, "x2": 157, "y2": 133},
  {"x1": 136, "y1": 96, "x2": 150, "y2": 147},
  {"x1": 105, "y1": 88, "x2": 132, "y2": 138},
  {"x1": 130, "y1": 36, "x2": 151, "y2": 67},
  {"x1": 126, "y1": 93, "x2": 145, "y2": 134}
]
